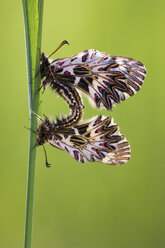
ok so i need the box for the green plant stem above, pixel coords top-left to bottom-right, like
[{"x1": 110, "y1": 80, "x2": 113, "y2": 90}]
[{"x1": 22, "y1": 1, "x2": 44, "y2": 247}]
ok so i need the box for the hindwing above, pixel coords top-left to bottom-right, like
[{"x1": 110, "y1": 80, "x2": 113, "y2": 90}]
[{"x1": 49, "y1": 115, "x2": 131, "y2": 164}]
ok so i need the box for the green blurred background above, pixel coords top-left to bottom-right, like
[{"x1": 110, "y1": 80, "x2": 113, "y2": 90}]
[{"x1": 0, "y1": 0, "x2": 165, "y2": 247}]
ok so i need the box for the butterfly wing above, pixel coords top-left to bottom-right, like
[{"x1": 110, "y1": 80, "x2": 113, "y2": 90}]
[
  {"x1": 52, "y1": 49, "x2": 146, "y2": 109},
  {"x1": 49, "y1": 115, "x2": 131, "y2": 164}
]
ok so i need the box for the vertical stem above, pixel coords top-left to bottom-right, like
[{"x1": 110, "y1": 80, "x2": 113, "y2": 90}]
[
  {"x1": 24, "y1": 125, "x2": 37, "y2": 248},
  {"x1": 22, "y1": 0, "x2": 44, "y2": 247}
]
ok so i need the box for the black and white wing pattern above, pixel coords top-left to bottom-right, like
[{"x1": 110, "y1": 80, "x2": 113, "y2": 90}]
[
  {"x1": 51, "y1": 49, "x2": 146, "y2": 109},
  {"x1": 49, "y1": 115, "x2": 131, "y2": 164}
]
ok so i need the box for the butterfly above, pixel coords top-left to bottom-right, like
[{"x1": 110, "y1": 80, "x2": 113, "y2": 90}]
[
  {"x1": 40, "y1": 40, "x2": 146, "y2": 112},
  {"x1": 36, "y1": 115, "x2": 130, "y2": 165}
]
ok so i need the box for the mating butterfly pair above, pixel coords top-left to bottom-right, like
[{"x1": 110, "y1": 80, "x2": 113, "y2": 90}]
[{"x1": 37, "y1": 41, "x2": 146, "y2": 165}]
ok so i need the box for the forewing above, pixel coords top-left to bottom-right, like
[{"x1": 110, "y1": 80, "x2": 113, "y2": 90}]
[
  {"x1": 52, "y1": 49, "x2": 146, "y2": 109},
  {"x1": 49, "y1": 115, "x2": 131, "y2": 164}
]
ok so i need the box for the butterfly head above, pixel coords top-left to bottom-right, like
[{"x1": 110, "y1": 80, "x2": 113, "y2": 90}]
[
  {"x1": 40, "y1": 53, "x2": 51, "y2": 79},
  {"x1": 37, "y1": 118, "x2": 54, "y2": 146},
  {"x1": 40, "y1": 40, "x2": 69, "y2": 80}
]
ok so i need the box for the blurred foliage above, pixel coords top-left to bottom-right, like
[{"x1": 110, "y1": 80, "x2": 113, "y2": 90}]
[{"x1": 0, "y1": 0, "x2": 165, "y2": 247}]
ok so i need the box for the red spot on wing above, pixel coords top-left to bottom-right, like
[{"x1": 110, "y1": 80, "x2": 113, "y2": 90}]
[
  {"x1": 64, "y1": 71, "x2": 71, "y2": 75},
  {"x1": 94, "y1": 119, "x2": 99, "y2": 126},
  {"x1": 98, "y1": 67, "x2": 103, "y2": 71},
  {"x1": 103, "y1": 80, "x2": 108, "y2": 86},
  {"x1": 94, "y1": 94, "x2": 98, "y2": 102},
  {"x1": 73, "y1": 150, "x2": 79, "y2": 161},
  {"x1": 96, "y1": 128, "x2": 101, "y2": 133},
  {"x1": 99, "y1": 143, "x2": 104, "y2": 147},
  {"x1": 99, "y1": 87, "x2": 103, "y2": 93},
  {"x1": 56, "y1": 142, "x2": 61, "y2": 147},
  {"x1": 82, "y1": 53, "x2": 88, "y2": 62},
  {"x1": 59, "y1": 61, "x2": 64, "y2": 66}
]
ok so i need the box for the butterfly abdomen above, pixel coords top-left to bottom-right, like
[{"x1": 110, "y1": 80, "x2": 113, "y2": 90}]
[{"x1": 49, "y1": 80, "x2": 84, "y2": 127}]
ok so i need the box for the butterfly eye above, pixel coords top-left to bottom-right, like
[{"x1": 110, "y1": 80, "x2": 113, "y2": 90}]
[
  {"x1": 40, "y1": 53, "x2": 45, "y2": 63},
  {"x1": 44, "y1": 56, "x2": 49, "y2": 65}
]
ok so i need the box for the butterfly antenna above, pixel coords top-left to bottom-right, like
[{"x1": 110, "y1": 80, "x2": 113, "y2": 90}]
[
  {"x1": 43, "y1": 145, "x2": 51, "y2": 167},
  {"x1": 48, "y1": 40, "x2": 69, "y2": 58}
]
